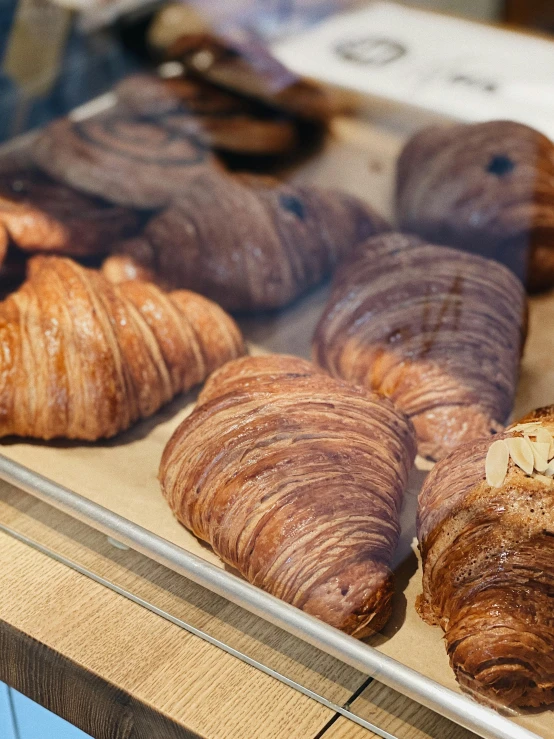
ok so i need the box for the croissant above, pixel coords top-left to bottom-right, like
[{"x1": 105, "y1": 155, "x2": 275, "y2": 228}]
[
  {"x1": 0, "y1": 165, "x2": 140, "y2": 257},
  {"x1": 159, "y1": 354, "x2": 416, "y2": 637},
  {"x1": 396, "y1": 120, "x2": 554, "y2": 291},
  {"x1": 313, "y1": 233, "x2": 527, "y2": 460},
  {"x1": 102, "y1": 169, "x2": 389, "y2": 312},
  {"x1": 0, "y1": 256, "x2": 244, "y2": 440},
  {"x1": 417, "y1": 409, "x2": 554, "y2": 709}
]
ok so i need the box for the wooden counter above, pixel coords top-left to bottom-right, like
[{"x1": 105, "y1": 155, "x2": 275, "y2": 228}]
[{"x1": 0, "y1": 480, "x2": 478, "y2": 739}]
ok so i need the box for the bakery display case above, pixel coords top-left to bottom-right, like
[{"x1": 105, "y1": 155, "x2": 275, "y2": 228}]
[{"x1": 0, "y1": 2, "x2": 552, "y2": 738}]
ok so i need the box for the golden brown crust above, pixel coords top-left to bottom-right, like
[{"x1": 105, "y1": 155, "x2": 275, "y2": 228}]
[
  {"x1": 160, "y1": 354, "x2": 416, "y2": 637},
  {"x1": 313, "y1": 233, "x2": 527, "y2": 460},
  {"x1": 396, "y1": 120, "x2": 554, "y2": 291},
  {"x1": 417, "y1": 412, "x2": 554, "y2": 709},
  {"x1": 103, "y1": 169, "x2": 389, "y2": 312},
  {"x1": 0, "y1": 256, "x2": 244, "y2": 440},
  {"x1": 0, "y1": 167, "x2": 140, "y2": 257}
]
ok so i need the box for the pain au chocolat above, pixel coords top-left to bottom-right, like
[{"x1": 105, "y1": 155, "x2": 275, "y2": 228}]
[
  {"x1": 313, "y1": 233, "x2": 527, "y2": 460},
  {"x1": 396, "y1": 120, "x2": 554, "y2": 291},
  {"x1": 103, "y1": 169, "x2": 389, "y2": 312},
  {"x1": 160, "y1": 354, "x2": 416, "y2": 637},
  {"x1": 417, "y1": 407, "x2": 554, "y2": 709}
]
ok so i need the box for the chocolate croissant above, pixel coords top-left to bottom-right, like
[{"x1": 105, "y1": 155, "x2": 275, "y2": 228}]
[
  {"x1": 417, "y1": 410, "x2": 554, "y2": 709},
  {"x1": 313, "y1": 233, "x2": 527, "y2": 460},
  {"x1": 160, "y1": 354, "x2": 416, "y2": 637},
  {"x1": 0, "y1": 256, "x2": 244, "y2": 440},
  {"x1": 396, "y1": 120, "x2": 554, "y2": 291},
  {"x1": 102, "y1": 169, "x2": 389, "y2": 312}
]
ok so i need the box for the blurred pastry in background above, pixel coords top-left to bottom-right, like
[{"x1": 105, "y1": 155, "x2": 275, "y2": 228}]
[
  {"x1": 115, "y1": 74, "x2": 299, "y2": 158},
  {"x1": 32, "y1": 107, "x2": 220, "y2": 209},
  {"x1": 102, "y1": 169, "x2": 389, "y2": 312},
  {"x1": 396, "y1": 120, "x2": 554, "y2": 292},
  {"x1": 166, "y1": 33, "x2": 334, "y2": 123},
  {"x1": 0, "y1": 165, "x2": 140, "y2": 258}
]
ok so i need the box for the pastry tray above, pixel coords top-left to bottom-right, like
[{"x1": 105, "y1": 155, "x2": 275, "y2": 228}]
[{"x1": 0, "y1": 96, "x2": 552, "y2": 739}]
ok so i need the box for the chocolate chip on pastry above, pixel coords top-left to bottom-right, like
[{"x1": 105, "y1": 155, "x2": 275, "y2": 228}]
[
  {"x1": 115, "y1": 74, "x2": 298, "y2": 156},
  {"x1": 313, "y1": 233, "x2": 527, "y2": 461},
  {"x1": 417, "y1": 409, "x2": 554, "y2": 709},
  {"x1": 160, "y1": 354, "x2": 416, "y2": 637},
  {"x1": 32, "y1": 108, "x2": 219, "y2": 209},
  {"x1": 102, "y1": 169, "x2": 389, "y2": 312},
  {"x1": 0, "y1": 166, "x2": 140, "y2": 257},
  {"x1": 0, "y1": 256, "x2": 244, "y2": 440},
  {"x1": 396, "y1": 120, "x2": 554, "y2": 292}
]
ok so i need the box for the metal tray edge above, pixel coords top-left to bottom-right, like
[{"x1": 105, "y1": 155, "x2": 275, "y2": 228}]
[{"x1": 0, "y1": 453, "x2": 541, "y2": 739}]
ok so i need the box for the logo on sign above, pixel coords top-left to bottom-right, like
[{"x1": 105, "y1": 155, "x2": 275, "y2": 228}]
[{"x1": 335, "y1": 37, "x2": 407, "y2": 66}]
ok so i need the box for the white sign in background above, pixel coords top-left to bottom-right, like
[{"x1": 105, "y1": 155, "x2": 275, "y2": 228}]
[{"x1": 274, "y1": 2, "x2": 554, "y2": 139}]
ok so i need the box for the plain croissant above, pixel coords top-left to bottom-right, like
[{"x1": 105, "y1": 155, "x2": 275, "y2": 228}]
[
  {"x1": 0, "y1": 256, "x2": 244, "y2": 440},
  {"x1": 102, "y1": 169, "x2": 389, "y2": 312},
  {"x1": 417, "y1": 408, "x2": 554, "y2": 709},
  {"x1": 313, "y1": 233, "x2": 527, "y2": 460},
  {"x1": 159, "y1": 354, "x2": 416, "y2": 637}
]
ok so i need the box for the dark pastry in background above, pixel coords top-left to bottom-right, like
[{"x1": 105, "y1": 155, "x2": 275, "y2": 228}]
[
  {"x1": 0, "y1": 166, "x2": 140, "y2": 257},
  {"x1": 102, "y1": 169, "x2": 389, "y2": 312},
  {"x1": 396, "y1": 120, "x2": 554, "y2": 291},
  {"x1": 166, "y1": 34, "x2": 334, "y2": 122},
  {"x1": 417, "y1": 409, "x2": 554, "y2": 708},
  {"x1": 313, "y1": 233, "x2": 527, "y2": 460},
  {"x1": 115, "y1": 74, "x2": 299, "y2": 157},
  {"x1": 160, "y1": 354, "x2": 416, "y2": 638},
  {"x1": 32, "y1": 108, "x2": 219, "y2": 209},
  {"x1": 0, "y1": 256, "x2": 244, "y2": 441}
]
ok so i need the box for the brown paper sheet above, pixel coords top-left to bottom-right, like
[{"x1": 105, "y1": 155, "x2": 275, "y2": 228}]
[{"x1": 1, "y1": 116, "x2": 552, "y2": 737}]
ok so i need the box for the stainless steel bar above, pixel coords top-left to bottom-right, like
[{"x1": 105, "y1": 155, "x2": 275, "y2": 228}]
[{"x1": 0, "y1": 454, "x2": 542, "y2": 739}]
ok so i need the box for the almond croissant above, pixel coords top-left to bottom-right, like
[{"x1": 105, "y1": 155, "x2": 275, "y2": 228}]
[
  {"x1": 159, "y1": 354, "x2": 416, "y2": 637},
  {"x1": 417, "y1": 408, "x2": 554, "y2": 709},
  {"x1": 102, "y1": 169, "x2": 389, "y2": 312},
  {"x1": 313, "y1": 233, "x2": 527, "y2": 461},
  {"x1": 0, "y1": 257, "x2": 244, "y2": 440}
]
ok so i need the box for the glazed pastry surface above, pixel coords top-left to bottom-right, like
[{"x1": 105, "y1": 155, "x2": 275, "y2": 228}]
[
  {"x1": 0, "y1": 256, "x2": 244, "y2": 440},
  {"x1": 160, "y1": 354, "x2": 416, "y2": 637},
  {"x1": 313, "y1": 233, "x2": 526, "y2": 460},
  {"x1": 417, "y1": 407, "x2": 554, "y2": 709}
]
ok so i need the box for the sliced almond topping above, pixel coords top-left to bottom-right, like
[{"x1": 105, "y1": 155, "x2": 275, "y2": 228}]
[
  {"x1": 485, "y1": 439, "x2": 509, "y2": 488},
  {"x1": 550, "y1": 438, "x2": 554, "y2": 461},
  {"x1": 536, "y1": 427, "x2": 552, "y2": 446},
  {"x1": 545, "y1": 460, "x2": 554, "y2": 477},
  {"x1": 510, "y1": 422, "x2": 542, "y2": 434},
  {"x1": 533, "y1": 473, "x2": 553, "y2": 486},
  {"x1": 506, "y1": 436, "x2": 534, "y2": 476},
  {"x1": 531, "y1": 441, "x2": 550, "y2": 472}
]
